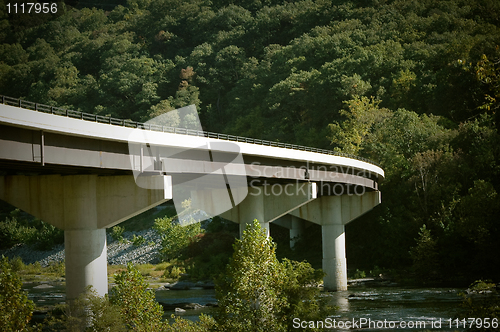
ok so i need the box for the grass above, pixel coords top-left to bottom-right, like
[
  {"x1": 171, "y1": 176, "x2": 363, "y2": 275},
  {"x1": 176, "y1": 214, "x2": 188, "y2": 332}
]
[
  {"x1": 13, "y1": 260, "x2": 177, "y2": 286},
  {"x1": 10, "y1": 257, "x2": 65, "y2": 282},
  {"x1": 107, "y1": 263, "x2": 175, "y2": 283}
]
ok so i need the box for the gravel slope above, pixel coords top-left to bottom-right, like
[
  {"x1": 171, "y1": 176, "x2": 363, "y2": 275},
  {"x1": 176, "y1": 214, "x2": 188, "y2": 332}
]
[{"x1": 0, "y1": 229, "x2": 162, "y2": 267}]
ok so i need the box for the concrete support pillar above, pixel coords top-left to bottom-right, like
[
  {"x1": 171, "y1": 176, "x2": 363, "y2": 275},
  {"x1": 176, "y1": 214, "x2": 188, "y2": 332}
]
[
  {"x1": 322, "y1": 224, "x2": 347, "y2": 291},
  {"x1": 65, "y1": 229, "x2": 108, "y2": 300},
  {"x1": 289, "y1": 215, "x2": 304, "y2": 248}
]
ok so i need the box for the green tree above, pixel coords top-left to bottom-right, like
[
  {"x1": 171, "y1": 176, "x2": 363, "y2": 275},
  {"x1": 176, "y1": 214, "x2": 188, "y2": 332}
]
[
  {"x1": 0, "y1": 256, "x2": 36, "y2": 332},
  {"x1": 109, "y1": 263, "x2": 163, "y2": 332},
  {"x1": 215, "y1": 221, "x2": 330, "y2": 331},
  {"x1": 214, "y1": 220, "x2": 288, "y2": 332},
  {"x1": 409, "y1": 225, "x2": 440, "y2": 280},
  {"x1": 328, "y1": 96, "x2": 390, "y2": 155}
]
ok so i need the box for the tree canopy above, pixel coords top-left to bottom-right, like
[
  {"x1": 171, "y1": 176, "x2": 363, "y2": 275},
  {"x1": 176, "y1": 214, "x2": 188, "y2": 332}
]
[{"x1": 1, "y1": 0, "x2": 500, "y2": 282}]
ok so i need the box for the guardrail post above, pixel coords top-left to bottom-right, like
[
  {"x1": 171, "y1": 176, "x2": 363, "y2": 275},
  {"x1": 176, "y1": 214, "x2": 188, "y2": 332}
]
[{"x1": 19, "y1": 99, "x2": 22, "y2": 107}]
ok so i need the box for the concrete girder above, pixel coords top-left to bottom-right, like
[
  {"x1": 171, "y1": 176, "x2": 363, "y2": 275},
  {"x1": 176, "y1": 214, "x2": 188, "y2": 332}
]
[
  {"x1": 0, "y1": 174, "x2": 172, "y2": 229},
  {"x1": 192, "y1": 182, "x2": 317, "y2": 238},
  {"x1": 289, "y1": 191, "x2": 381, "y2": 226},
  {"x1": 0, "y1": 174, "x2": 172, "y2": 299}
]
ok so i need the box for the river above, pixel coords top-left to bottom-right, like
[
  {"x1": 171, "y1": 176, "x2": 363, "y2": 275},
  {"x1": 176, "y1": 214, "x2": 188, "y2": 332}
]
[{"x1": 25, "y1": 282, "x2": 470, "y2": 330}]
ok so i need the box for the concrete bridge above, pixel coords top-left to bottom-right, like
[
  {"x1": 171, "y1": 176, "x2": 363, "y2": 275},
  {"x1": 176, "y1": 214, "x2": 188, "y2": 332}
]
[{"x1": 0, "y1": 96, "x2": 383, "y2": 299}]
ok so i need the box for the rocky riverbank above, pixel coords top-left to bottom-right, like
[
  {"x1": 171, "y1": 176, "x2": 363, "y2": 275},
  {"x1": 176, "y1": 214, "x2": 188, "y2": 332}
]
[{"x1": 0, "y1": 228, "x2": 162, "y2": 267}]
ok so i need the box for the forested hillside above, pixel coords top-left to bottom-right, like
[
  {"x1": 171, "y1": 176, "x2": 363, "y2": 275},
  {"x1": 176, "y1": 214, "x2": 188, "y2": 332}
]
[{"x1": 1, "y1": 0, "x2": 499, "y2": 283}]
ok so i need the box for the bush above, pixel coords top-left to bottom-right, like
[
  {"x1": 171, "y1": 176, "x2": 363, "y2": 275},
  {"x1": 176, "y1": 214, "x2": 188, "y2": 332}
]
[
  {"x1": 163, "y1": 264, "x2": 185, "y2": 279},
  {"x1": 33, "y1": 222, "x2": 64, "y2": 250},
  {"x1": 153, "y1": 216, "x2": 204, "y2": 261},
  {"x1": 44, "y1": 287, "x2": 127, "y2": 332},
  {"x1": 214, "y1": 220, "x2": 288, "y2": 331},
  {"x1": 185, "y1": 232, "x2": 235, "y2": 280},
  {"x1": 409, "y1": 224, "x2": 440, "y2": 281},
  {"x1": 0, "y1": 210, "x2": 64, "y2": 250},
  {"x1": 110, "y1": 226, "x2": 125, "y2": 242},
  {"x1": 0, "y1": 216, "x2": 37, "y2": 249},
  {"x1": 459, "y1": 280, "x2": 500, "y2": 331},
  {"x1": 0, "y1": 256, "x2": 37, "y2": 332},
  {"x1": 132, "y1": 234, "x2": 146, "y2": 246},
  {"x1": 164, "y1": 314, "x2": 215, "y2": 332}
]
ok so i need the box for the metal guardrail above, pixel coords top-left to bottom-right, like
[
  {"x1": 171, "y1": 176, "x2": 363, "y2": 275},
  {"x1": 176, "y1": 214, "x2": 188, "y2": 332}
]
[{"x1": 0, "y1": 95, "x2": 381, "y2": 167}]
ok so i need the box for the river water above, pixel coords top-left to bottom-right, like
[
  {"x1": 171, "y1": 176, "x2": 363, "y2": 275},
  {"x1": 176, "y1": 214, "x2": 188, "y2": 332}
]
[{"x1": 25, "y1": 282, "x2": 469, "y2": 330}]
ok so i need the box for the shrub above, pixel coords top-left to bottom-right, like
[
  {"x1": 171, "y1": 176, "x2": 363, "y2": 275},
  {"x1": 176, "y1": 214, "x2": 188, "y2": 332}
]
[
  {"x1": 44, "y1": 287, "x2": 127, "y2": 332},
  {"x1": 163, "y1": 264, "x2": 185, "y2": 279},
  {"x1": 164, "y1": 314, "x2": 215, "y2": 332},
  {"x1": 0, "y1": 256, "x2": 37, "y2": 332},
  {"x1": 110, "y1": 225, "x2": 125, "y2": 242},
  {"x1": 0, "y1": 210, "x2": 64, "y2": 250},
  {"x1": 33, "y1": 222, "x2": 64, "y2": 250},
  {"x1": 409, "y1": 224, "x2": 440, "y2": 280},
  {"x1": 280, "y1": 259, "x2": 330, "y2": 330},
  {"x1": 459, "y1": 280, "x2": 499, "y2": 331},
  {"x1": 153, "y1": 216, "x2": 203, "y2": 261},
  {"x1": 185, "y1": 232, "x2": 235, "y2": 280},
  {"x1": 132, "y1": 234, "x2": 146, "y2": 246},
  {"x1": 0, "y1": 216, "x2": 37, "y2": 249}
]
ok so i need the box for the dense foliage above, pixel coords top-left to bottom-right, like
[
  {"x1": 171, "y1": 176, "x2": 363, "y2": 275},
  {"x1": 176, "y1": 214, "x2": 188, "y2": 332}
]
[
  {"x1": 0, "y1": 209, "x2": 64, "y2": 250},
  {"x1": 153, "y1": 215, "x2": 204, "y2": 262},
  {"x1": 1, "y1": 0, "x2": 500, "y2": 283}
]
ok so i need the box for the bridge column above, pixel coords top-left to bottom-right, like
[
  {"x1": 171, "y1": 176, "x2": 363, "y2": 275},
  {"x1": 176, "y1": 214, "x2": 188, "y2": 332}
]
[
  {"x1": 65, "y1": 229, "x2": 107, "y2": 300},
  {"x1": 322, "y1": 224, "x2": 347, "y2": 291},
  {"x1": 0, "y1": 174, "x2": 171, "y2": 300},
  {"x1": 290, "y1": 191, "x2": 381, "y2": 291}
]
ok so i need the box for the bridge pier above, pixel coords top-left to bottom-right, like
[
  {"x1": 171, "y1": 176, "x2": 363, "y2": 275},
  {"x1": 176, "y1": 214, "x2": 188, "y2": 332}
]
[
  {"x1": 0, "y1": 174, "x2": 171, "y2": 300},
  {"x1": 65, "y1": 229, "x2": 107, "y2": 300},
  {"x1": 321, "y1": 224, "x2": 347, "y2": 291},
  {"x1": 290, "y1": 191, "x2": 381, "y2": 291}
]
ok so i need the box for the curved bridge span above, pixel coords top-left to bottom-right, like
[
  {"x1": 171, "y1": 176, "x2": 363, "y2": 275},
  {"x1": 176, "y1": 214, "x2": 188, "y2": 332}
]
[{"x1": 0, "y1": 96, "x2": 383, "y2": 299}]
